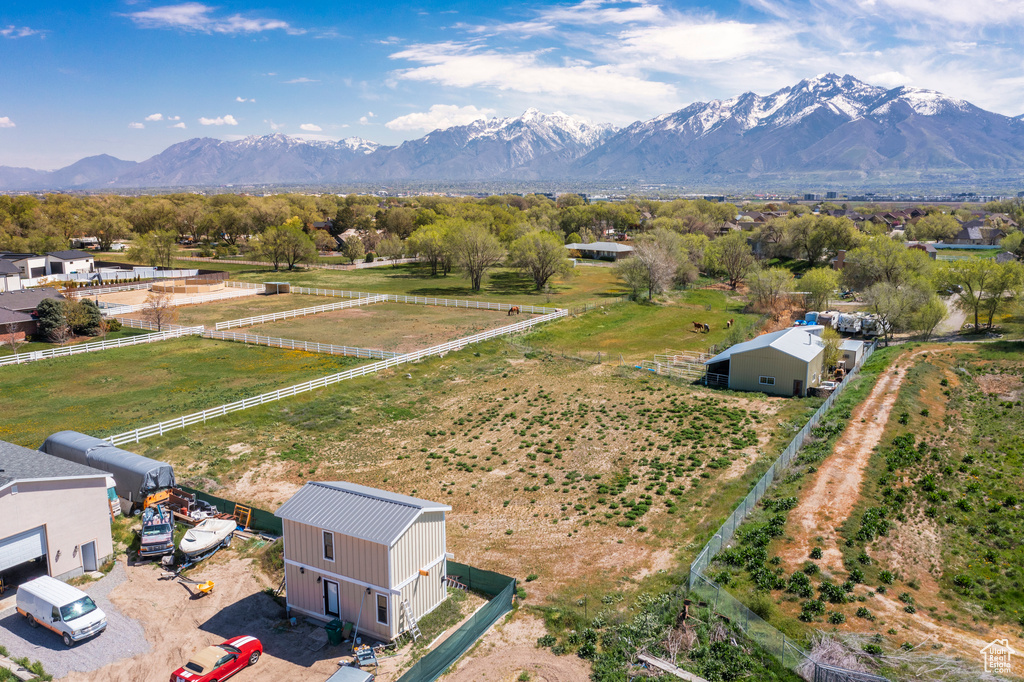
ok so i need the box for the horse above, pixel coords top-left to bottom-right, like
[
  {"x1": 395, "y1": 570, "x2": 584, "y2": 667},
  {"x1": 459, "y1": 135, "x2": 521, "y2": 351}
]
[
  {"x1": 507, "y1": 306, "x2": 521, "y2": 316},
  {"x1": 703, "y1": 323, "x2": 710, "y2": 333},
  {"x1": 726, "y1": 319, "x2": 733, "y2": 329},
  {"x1": 692, "y1": 321, "x2": 702, "y2": 331}
]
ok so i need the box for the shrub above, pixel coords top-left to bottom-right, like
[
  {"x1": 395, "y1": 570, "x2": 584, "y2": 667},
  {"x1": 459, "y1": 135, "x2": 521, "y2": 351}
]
[
  {"x1": 799, "y1": 600, "x2": 826, "y2": 622},
  {"x1": 810, "y1": 547, "x2": 823, "y2": 560},
  {"x1": 898, "y1": 592, "x2": 914, "y2": 604},
  {"x1": 525, "y1": 574, "x2": 539, "y2": 582},
  {"x1": 879, "y1": 570, "x2": 895, "y2": 585},
  {"x1": 828, "y1": 611, "x2": 847, "y2": 624},
  {"x1": 749, "y1": 592, "x2": 776, "y2": 621},
  {"x1": 953, "y1": 574, "x2": 973, "y2": 589},
  {"x1": 802, "y1": 561, "x2": 820, "y2": 575},
  {"x1": 855, "y1": 606, "x2": 874, "y2": 620},
  {"x1": 848, "y1": 567, "x2": 865, "y2": 584},
  {"x1": 862, "y1": 643, "x2": 883, "y2": 655},
  {"x1": 537, "y1": 635, "x2": 556, "y2": 648}
]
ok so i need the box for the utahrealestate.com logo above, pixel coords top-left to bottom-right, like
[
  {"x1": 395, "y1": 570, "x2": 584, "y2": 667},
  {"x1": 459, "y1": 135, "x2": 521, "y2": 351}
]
[{"x1": 980, "y1": 639, "x2": 1016, "y2": 674}]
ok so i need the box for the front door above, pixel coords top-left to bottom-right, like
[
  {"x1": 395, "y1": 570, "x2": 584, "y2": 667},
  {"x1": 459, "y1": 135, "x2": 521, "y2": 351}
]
[
  {"x1": 323, "y1": 579, "x2": 340, "y2": 617},
  {"x1": 81, "y1": 541, "x2": 97, "y2": 572},
  {"x1": 793, "y1": 379, "x2": 803, "y2": 397}
]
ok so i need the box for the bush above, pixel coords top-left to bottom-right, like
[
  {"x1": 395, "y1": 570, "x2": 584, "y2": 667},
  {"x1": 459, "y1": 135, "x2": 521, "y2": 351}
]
[
  {"x1": 365, "y1": 252, "x2": 375, "y2": 263},
  {"x1": 525, "y1": 573, "x2": 538, "y2": 582},
  {"x1": 855, "y1": 606, "x2": 874, "y2": 620},
  {"x1": 537, "y1": 634, "x2": 556, "y2": 648},
  {"x1": 799, "y1": 599, "x2": 826, "y2": 622},
  {"x1": 810, "y1": 547, "x2": 823, "y2": 559},
  {"x1": 828, "y1": 611, "x2": 846, "y2": 624},
  {"x1": 879, "y1": 570, "x2": 895, "y2": 585},
  {"x1": 862, "y1": 643, "x2": 883, "y2": 655}
]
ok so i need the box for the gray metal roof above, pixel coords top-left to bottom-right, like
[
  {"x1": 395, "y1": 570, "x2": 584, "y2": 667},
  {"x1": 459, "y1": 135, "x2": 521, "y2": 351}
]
[
  {"x1": 706, "y1": 325, "x2": 826, "y2": 365},
  {"x1": 0, "y1": 439, "x2": 108, "y2": 491},
  {"x1": 565, "y1": 241, "x2": 634, "y2": 253},
  {"x1": 0, "y1": 287, "x2": 65, "y2": 312},
  {"x1": 46, "y1": 250, "x2": 93, "y2": 260},
  {"x1": 840, "y1": 339, "x2": 864, "y2": 351},
  {"x1": 0, "y1": 261, "x2": 20, "y2": 275},
  {"x1": 275, "y1": 481, "x2": 451, "y2": 547}
]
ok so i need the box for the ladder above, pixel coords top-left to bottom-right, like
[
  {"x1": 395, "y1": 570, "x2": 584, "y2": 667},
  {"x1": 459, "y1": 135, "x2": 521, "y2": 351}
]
[{"x1": 402, "y1": 599, "x2": 421, "y2": 641}]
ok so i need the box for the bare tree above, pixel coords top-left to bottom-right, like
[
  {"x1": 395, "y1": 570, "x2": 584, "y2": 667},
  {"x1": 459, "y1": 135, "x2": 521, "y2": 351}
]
[
  {"x1": 2, "y1": 321, "x2": 24, "y2": 354},
  {"x1": 633, "y1": 240, "x2": 679, "y2": 300},
  {"x1": 142, "y1": 290, "x2": 179, "y2": 331}
]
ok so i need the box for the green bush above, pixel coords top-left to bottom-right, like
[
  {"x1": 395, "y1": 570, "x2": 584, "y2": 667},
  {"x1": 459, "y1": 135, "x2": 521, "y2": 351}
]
[
  {"x1": 810, "y1": 547, "x2": 823, "y2": 559},
  {"x1": 828, "y1": 611, "x2": 846, "y2": 624},
  {"x1": 748, "y1": 591, "x2": 776, "y2": 621}
]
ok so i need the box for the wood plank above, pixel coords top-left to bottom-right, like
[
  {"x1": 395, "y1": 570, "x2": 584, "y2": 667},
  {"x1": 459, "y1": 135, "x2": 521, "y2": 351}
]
[
  {"x1": 637, "y1": 653, "x2": 710, "y2": 682},
  {"x1": 0, "y1": 655, "x2": 36, "y2": 681}
]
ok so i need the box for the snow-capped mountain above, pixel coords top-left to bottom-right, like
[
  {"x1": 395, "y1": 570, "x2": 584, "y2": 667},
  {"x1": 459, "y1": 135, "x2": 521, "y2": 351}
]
[{"x1": 3, "y1": 75, "x2": 1024, "y2": 189}]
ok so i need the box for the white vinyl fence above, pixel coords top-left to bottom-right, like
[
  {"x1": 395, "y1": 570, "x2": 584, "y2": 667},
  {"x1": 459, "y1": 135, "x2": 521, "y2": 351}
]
[
  {"x1": 99, "y1": 286, "x2": 264, "y2": 316},
  {"x1": 289, "y1": 286, "x2": 561, "y2": 315},
  {"x1": 0, "y1": 326, "x2": 205, "y2": 367},
  {"x1": 204, "y1": 330, "x2": 399, "y2": 359},
  {"x1": 176, "y1": 256, "x2": 419, "y2": 270},
  {"x1": 114, "y1": 318, "x2": 195, "y2": 332},
  {"x1": 105, "y1": 309, "x2": 567, "y2": 445},
  {"x1": 214, "y1": 295, "x2": 388, "y2": 330},
  {"x1": 68, "y1": 282, "x2": 153, "y2": 298}
]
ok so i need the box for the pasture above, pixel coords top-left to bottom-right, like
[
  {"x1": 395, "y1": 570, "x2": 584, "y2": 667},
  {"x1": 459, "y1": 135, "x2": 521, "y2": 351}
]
[
  {"x1": 0, "y1": 337, "x2": 364, "y2": 448},
  {"x1": 125, "y1": 340, "x2": 820, "y2": 606},
  {"x1": 116, "y1": 292, "x2": 337, "y2": 328},
  {"x1": 242, "y1": 302, "x2": 536, "y2": 353}
]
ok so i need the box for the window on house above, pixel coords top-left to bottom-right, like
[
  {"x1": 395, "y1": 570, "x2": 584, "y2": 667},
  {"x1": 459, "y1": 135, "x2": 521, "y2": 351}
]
[
  {"x1": 376, "y1": 594, "x2": 389, "y2": 625},
  {"x1": 759, "y1": 376, "x2": 776, "y2": 386},
  {"x1": 322, "y1": 530, "x2": 334, "y2": 562}
]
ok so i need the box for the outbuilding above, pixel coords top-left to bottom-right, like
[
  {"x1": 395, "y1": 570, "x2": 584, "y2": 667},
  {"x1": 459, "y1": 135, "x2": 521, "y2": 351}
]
[
  {"x1": 839, "y1": 339, "x2": 865, "y2": 369},
  {"x1": 274, "y1": 481, "x2": 451, "y2": 642},
  {"x1": 564, "y1": 241, "x2": 634, "y2": 261},
  {"x1": 0, "y1": 440, "x2": 114, "y2": 585},
  {"x1": 705, "y1": 326, "x2": 826, "y2": 397}
]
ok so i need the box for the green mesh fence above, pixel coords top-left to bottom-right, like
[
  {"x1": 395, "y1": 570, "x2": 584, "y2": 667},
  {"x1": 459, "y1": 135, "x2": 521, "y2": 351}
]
[
  {"x1": 178, "y1": 485, "x2": 283, "y2": 535},
  {"x1": 396, "y1": 566, "x2": 516, "y2": 682}
]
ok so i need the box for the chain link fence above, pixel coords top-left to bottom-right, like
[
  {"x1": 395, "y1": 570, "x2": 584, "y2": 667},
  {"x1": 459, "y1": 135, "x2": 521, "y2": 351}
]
[{"x1": 687, "y1": 340, "x2": 890, "y2": 682}]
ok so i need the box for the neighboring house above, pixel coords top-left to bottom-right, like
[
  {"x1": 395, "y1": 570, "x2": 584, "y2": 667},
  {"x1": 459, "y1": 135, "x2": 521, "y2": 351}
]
[
  {"x1": 830, "y1": 250, "x2": 846, "y2": 270},
  {"x1": 0, "y1": 260, "x2": 21, "y2": 293},
  {"x1": 0, "y1": 440, "x2": 114, "y2": 583},
  {"x1": 705, "y1": 326, "x2": 826, "y2": 397},
  {"x1": 564, "y1": 241, "x2": 634, "y2": 261},
  {"x1": 0, "y1": 287, "x2": 67, "y2": 342},
  {"x1": 45, "y1": 250, "x2": 94, "y2": 276},
  {"x1": 995, "y1": 251, "x2": 1018, "y2": 264},
  {"x1": 275, "y1": 481, "x2": 451, "y2": 641},
  {"x1": 906, "y1": 242, "x2": 937, "y2": 259},
  {"x1": 840, "y1": 339, "x2": 865, "y2": 368},
  {"x1": 0, "y1": 253, "x2": 48, "y2": 279}
]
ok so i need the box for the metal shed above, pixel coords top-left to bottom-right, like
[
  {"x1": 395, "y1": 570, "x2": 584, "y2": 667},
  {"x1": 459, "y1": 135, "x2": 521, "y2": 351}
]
[
  {"x1": 705, "y1": 326, "x2": 826, "y2": 397},
  {"x1": 275, "y1": 481, "x2": 451, "y2": 642},
  {"x1": 38, "y1": 431, "x2": 175, "y2": 506}
]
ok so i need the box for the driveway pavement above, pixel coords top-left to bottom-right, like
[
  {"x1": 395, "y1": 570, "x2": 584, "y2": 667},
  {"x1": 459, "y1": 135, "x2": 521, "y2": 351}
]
[{"x1": 0, "y1": 562, "x2": 149, "y2": 679}]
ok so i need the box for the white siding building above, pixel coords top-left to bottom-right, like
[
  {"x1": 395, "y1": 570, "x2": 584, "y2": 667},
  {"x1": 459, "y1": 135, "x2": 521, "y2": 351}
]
[{"x1": 274, "y1": 481, "x2": 450, "y2": 641}]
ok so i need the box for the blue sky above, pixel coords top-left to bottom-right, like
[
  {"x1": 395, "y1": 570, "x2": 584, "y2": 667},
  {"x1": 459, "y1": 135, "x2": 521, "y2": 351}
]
[{"x1": 2, "y1": 0, "x2": 1023, "y2": 169}]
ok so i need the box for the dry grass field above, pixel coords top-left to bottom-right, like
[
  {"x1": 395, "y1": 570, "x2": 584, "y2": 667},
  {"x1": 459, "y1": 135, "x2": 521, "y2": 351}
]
[{"x1": 116, "y1": 292, "x2": 334, "y2": 328}]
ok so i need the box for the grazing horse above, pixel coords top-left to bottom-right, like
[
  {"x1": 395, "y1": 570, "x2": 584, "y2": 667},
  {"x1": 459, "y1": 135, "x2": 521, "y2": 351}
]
[
  {"x1": 507, "y1": 306, "x2": 521, "y2": 316},
  {"x1": 703, "y1": 323, "x2": 710, "y2": 333},
  {"x1": 726, "y1": 318, "x2": 734, "y2": 329},
  {"x1": 692, "y1": 321, "x2": 702, "y2": 331}
]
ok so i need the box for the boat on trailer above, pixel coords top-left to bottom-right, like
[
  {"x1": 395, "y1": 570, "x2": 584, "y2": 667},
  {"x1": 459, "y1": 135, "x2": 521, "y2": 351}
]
[{"x1": 179, "y1": 518, "x2": 236, "y2": 557}]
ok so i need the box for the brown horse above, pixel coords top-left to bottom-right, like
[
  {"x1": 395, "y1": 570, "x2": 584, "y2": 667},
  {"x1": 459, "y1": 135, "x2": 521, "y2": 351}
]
[
  {"x1": 507, "y1": 306, "x2": 521, "y2": 316},
  {"x1": 692, "y1": 321, "x2": 702, "y2": 331},
  {"x1": 726, "y1": 319, "x2": 733, "y2": 329}
]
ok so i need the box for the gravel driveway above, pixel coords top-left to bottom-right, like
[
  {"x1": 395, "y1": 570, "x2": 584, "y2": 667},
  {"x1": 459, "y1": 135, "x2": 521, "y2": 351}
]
[{"x1": 0, "y1": 562, "x2": 149, "y2": 679}]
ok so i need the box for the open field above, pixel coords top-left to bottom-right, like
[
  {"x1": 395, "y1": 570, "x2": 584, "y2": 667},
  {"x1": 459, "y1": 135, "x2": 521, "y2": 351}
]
[
  {"x1": 523, "y1": 289, "x2": 762, "y2": 362},
  {"x1": 0, "y1": 337, "x2": 364, "y2": 447},
  {"x1": 116, "y1": 292, "x2": 337, "y2": 328},
  {"x1": 0, "y1": 327, "x2": 149, "y2": 357},
  {"x1": 123, "y1": 341, "x2": 820, "y2": 612},
  {"x1": 244, "y1": 303, "x2": 536, "y2": 353}
]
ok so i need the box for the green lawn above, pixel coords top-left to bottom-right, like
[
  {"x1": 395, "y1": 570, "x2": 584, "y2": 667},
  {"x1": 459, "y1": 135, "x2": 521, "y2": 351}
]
[
  {"x1": 523, "y1": 289, "x2": 760, "y2": 362},
  {"x1": 0, "y1": 327, "x2": 150, "y2": 357},
  {"x1": 0, "y1": 337, "x2": 365, "y2": 447}
]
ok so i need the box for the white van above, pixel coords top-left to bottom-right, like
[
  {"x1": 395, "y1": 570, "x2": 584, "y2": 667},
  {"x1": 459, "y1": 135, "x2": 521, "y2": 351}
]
[{"x1": 16, "y1": 576, "x2": 107, "y2": 646}]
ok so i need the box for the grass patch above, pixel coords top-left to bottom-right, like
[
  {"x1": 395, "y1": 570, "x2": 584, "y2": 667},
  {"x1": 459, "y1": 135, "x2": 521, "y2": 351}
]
[
  {"x1": 0, "y1": 327, "x2": 150, "y2": 357},
  {"x1": 413, "y1": 588, "x2": 470, "y2": 648}
]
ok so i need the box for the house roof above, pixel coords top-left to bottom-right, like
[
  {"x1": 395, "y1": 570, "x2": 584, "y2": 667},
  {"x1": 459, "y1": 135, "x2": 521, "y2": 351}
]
[
  {"x1": 0, "y1": 308, "x2": 34, "y2": 325},
  {"x1": 565, "y1": 241, "x2": 634, "y2": 253},
  {"x1": 705, "y1": 326, "x2": 826, "y2": 365},
  {"x1": 840, "y1": 339, "x2": 864, "y2": 351},
  {"x1": 46, "y1": 250, "x2": 93, "y2": 260},
  {"x1": 0, "y1": 252, "x2": 42, "y2": 263},
  {"x1": 275, "y1": 481, "x2": 451, "y2": 547},
  {"x1": 0, "y1": 440, "x2": 108, "y2": 491},
  {"x1": 0, "y1": 287, "x2": 65, "y2": 312},
  {"x1": 0, "y1": 261, "x2": 20, "y2": 275}
]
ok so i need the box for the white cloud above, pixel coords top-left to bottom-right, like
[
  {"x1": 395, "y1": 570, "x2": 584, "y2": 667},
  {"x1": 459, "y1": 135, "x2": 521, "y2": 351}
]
[
  {"x1": 538, "y1": 0, "x2": 666, "y2": 26},
  {"x1": 171, "y1": 122, "x2": 187, "y2": 128},
  {"x1": 386, "y1": 104, "x2": 496, "y2": 132},
  {"x1": 300, "y1": 123, "x2": 322, "y2": 131},
  {"x1": 128, "y1": 122, "x2": 144, "y2": 129},
  {"x1": 265, "y1": 119, "x2": 286, "y2": 130},
  {"x1": 0, "y1": 117, "x2": 15, "y2": 128},
  {"x1": 1, "y1": 25, "x2": 45, "y2": 38},
  {"x1": 359, "y1": 116, "x2": 370, "y2": 124},
  {"x1": 235, "y1": 96, "x2": 255, "y2": 103},
  {"x1": 848, "y1": 0, "x2": 1024, "y2": 26},
  {"x1": 144, "y1": 113, "x2": 164, "y2": 121},
  {"x1": 198, "y1": 114, "x2": 238, "y2": 125},
  {"x1": 867, "y1": 70, "x2": 912, "y2": 88},
  {"x1": 284, "y1": 77, "x2": 318, "y2": 84},
  {"x1": 615, "y1": 20, "x2": 790, "y2": 63},
  {"x1": 168, "y1": 115, "x2": 181, "y2": 121},
  {"x1": 125, "y1": 2, "x2": 305, "y2": 35}
]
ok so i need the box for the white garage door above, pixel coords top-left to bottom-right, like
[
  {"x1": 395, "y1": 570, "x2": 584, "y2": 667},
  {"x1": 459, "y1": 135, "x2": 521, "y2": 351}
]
[{"x1": 0, "y1": 526, "x2": 47, "y2": 572}]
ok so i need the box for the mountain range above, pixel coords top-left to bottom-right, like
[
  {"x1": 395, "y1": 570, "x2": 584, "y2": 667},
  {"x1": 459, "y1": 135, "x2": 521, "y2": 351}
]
[{"x1": 4, "y1": 74, "x2": 1024, "y2": 191}]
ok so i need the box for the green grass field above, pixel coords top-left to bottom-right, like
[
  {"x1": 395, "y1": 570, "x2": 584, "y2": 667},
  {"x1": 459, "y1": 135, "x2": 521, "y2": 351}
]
[
  {"x1": 0, "y1": 327, "x2": 150, "y2": 357},
  {"x1": 523, "y1": 289, "x2": 761, "y2": 362},
  {"x1": 245, "y1": 302, "x2": 530, "y2": 352},
  {"x1": 0, "y1": 337, "x2": 364, "y2": 447}
]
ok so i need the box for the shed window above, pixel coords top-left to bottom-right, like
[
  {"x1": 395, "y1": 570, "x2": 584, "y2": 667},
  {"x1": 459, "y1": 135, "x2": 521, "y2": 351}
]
[
  {"x1": 758, "y1": 376, "x2": 776, "y2": 386},
  {"x1": 322, "y1": 530, "x2": 334, "y2": 562},
  {"x1": 376, "y1": 594, "x2": 389, "y2": 626}
]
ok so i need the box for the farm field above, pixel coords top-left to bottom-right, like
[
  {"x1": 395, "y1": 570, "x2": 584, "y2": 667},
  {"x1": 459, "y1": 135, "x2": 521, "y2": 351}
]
[
  {"x1": 0, "y1": 337, "x2": 364, "y2": 447},
  {"x1": 116, "y1": 292, "x2": 337, "y2": 328},
  {"x1": 243, "y1": 302, "x2": 535, "y2": 353},
  {"x1": 126, "y1": 340, "x2": 821, "y2": 609},
  {"x1": 710, "y1": 341, "x2": 1024, "y2": 678},
  {"x1": 523, "y1": 289, "x2": 762, "y2": 362}
]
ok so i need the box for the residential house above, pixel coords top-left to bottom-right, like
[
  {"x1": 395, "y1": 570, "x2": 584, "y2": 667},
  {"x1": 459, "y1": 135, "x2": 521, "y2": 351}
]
[
  {"x1": 45, "y1": 250, "x2": 94, "y2": 277},
  {"x1": 704, "y1": 326, "x2": 826, "y2": 397},
  {"x1": 0, "y1": 260, "x2": 21, "y2": 293},
  {"x1": 0, "y1": 440, "x2": 114, "y2": 584},
  {"x1": 565, "y1": 241, "x2": 634, "y2": 261},
  {"x1": 274, "y1": 481, "x2": 451, "y2": 641},
  {"x1": 906, "y1": 242, "x2": 937, "y2": 259},
  {"x1": 0, "y1": 288, "x2": 66, "y2": 342},
  {"x1": 0, "y1": 253, "x2": 47, "y2": 280}
]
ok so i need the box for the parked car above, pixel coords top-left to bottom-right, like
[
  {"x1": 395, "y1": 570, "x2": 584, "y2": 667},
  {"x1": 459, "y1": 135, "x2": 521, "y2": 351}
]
[
  {"x1": 16, "y1": 576, "x2": 107, "y2": 647},
  {"x1": 170, "y1": 636, "x2": 262, "y2": 682}
]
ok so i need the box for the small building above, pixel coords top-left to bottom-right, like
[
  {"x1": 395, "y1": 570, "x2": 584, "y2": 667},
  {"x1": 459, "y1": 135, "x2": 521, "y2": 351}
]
[
  {"x1": 906, "y1": 242, "x2": 937, "y2": 259},
  {"x1": 840, "y1": 339, "x2": 865, "y2": 368},
  {"x1": 0, "y1": 440, "x2": 114, "y2": 584},
  {"x1": 275, "y1": 481, "x2": 451, "y2": 641},
  {"x1": 705, "y1": 326, "x2": 826, "y2": 397},
  {"x1": 45, "y1": 250, "x2": 95, "y2": 276},
  {"x1": 564, "y1": 241, "x2": 634, "y2": 261},
  {"x1": 0, "y1": 260, "x2": 21, "y2": 293},
  {"x1": 995, "y1": 251, "x2": 1018, "y2": 264},
  {"x1": 0, "y1": 253, "x2": 47, "y2": 280}
]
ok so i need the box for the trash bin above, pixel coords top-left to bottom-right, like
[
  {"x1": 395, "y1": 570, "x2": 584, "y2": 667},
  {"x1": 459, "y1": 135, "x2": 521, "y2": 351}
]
[{"x1": 326, "y1": 618, "x2": 344, "y2": 646}]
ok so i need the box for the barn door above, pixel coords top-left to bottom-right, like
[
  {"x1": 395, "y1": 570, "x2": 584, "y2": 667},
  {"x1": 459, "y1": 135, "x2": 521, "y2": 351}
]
[{"x1": 793, "y1": 380, "x2": 803, "y2": 397}]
